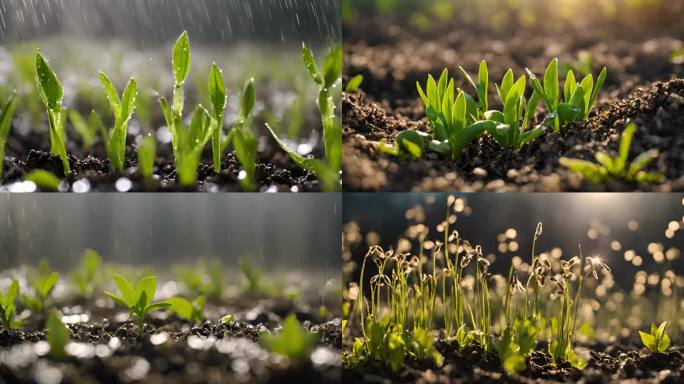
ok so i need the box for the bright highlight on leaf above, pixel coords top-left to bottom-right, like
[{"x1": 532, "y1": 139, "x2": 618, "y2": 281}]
[
  {"x1": 259, "y1": 314, "x2": 318, "y2": 362},
  {"x1": 639, "y1": 321, "x2": 671, "y2": 354},
  {"x1": 105, "y1": 274, "x2": 170, "y2": 335}
]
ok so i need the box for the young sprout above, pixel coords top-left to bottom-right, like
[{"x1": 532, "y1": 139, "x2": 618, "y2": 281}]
[
  {"x1": 345, "y1": 74, "x2": 364, "y2": 93},
  {"x1": 23, "y1": 270, "x2": 59, "y2": 312},
  {"x1": 411, "y1": 69, "x2": 495, "y2": 160},
  {"x1": 70, "y1": 249, "x2": 103, "y2": 298},
  {"x1": 137, "y1": 133, "x2": 156, "y2": 182},
  {"x1": 267, "y1": 43, "x2": 342, "y2": 192},
  {"x1": 458, "y1": 60, "x2": 489, "y2": 118},
  {"x1": 34, "y1": 51, "x2": 70, "y2": 175},
  {"x1": 67, "y1": 110, "x2": 98, "y2": 150},
  {"x1": 166, "y1": 295, "x2": 205, "y2": 323},
  {"x1": 259, "y1": 313, "x2": 318, "y2": 363},
  {"x1": 0, "y1": 280, "x2": 21, "y2": 329},
  {"x1": 208, "y1": 63, "x2": 227, "y2": 174},
  {"x1": 560, "y1": 122, "x2": 661, "y2": 184},
  {"x1": 158, "y1": 31, "x2": 217, "y2": 187},
  {"x1": 92, "y1": 72, "x2": 138, "y2": 172},
  {"x1": 46, "y1": 310, "x2": 71, "y2": 360},
  {"x1": 24, "y1": 169, "x2": 61, "y2": 191},
  {"x1": 639, "y1": 321, "x2": 671, "y2": 354},
  {"x1": 104, "y1": 274, "x2": 170, "y2": 335},
  {"x1": 228, "y1": 79, "x2": 257, "y2": 191},
  {"x1": 0, "y1": 95, "x2": 17, "y2": 179},
  {"x1": 239, "y1": 258, "x2": 264, "y2": 294},
  {"x1": 486, "y1": 70, "x2": 545, "y2": 149},
  {"x1": 526, "y1": 58, "x2": 606, "y2": 132}
]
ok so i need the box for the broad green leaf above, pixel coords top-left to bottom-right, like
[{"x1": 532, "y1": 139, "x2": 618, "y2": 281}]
[
  {"x1": 172, "y1": 31, "x2": 191, "y2": 84},
  {"x1": 35, "y1": 51, "x2": 63, "y2": 110},
  {"x1": 38, "y1": 272, "x2": 59, "y2": 297},
  {"x1": 145, "y1": 302, "x2": 171, "y2": 312},
  {"x1": 617, "y1": 122, "x2": 636, "y2": 169},
  {"x1": 135, "y1": 276, "x2": 157, "y2": 307},
  {"x1": 99, "y1": 72, "x2": 121, "y2": 117},
  {"x1": 240, "y1": 78, "x2": 255, "y2": 119},
  {"x1": 209, "y1": 63, "x2": 226, "y2": 120},
  {"x1": 112, "y1": 274, "x2": 135, "y2": 306},
  {"x1": 104, "y1": 291, "x2": 130, "y2": 309},
  {"x1": 484, "y1": 110, "x2": 504, "y2": 123},
  {"x1": 639, "y1": 330, "x2": 657, "y2": 351},
  {"x1": 260, "y1": 314, "x2": 317, "y2": 362},
  {"x1": 579, "y1": 74, "x2": 594, "y2": 114},
  {"x1": 569, "y1": 85, "x2": 586, "y2": 117},
  {"x1": 428, "y1": 140, "x2": 450, "y2": 155},
  {"x1": 25, "y1": 170, "x2": 61, "y2": 191},
  {"x1": 120, "y1": 78, "x2": 138, "y2": 121},
  {"x1": 47, "y1": 311, "x2": 70, "y2": 359},
  {"x1": 659, "y1": 332, "x2": 671, "y2": 352},
  {"x1": 426, "y1": 75, "x2": 438, "y2": 107},
  {"x1": 558, "y1": 103, "x2": 582, "y2": 124},
  {"x1": 544, "y1": 58, "x2": 559, "y2": 109},
  {"x1": 560, "y1": 157, "x2": 603, "y2": 183},
  {"x1": 437, "y1": 68, "x2": 448, "y2": 106},
  {"x1": 321, "y1": 45, "x2": 341, "y2": 88},
  {"x1": 564, "y1": 69, "x2": 576, "y2": 102},
  {"x1": 301, "y1": 43, "x2": 322, "y2": 85},
  {"x1": 520, "y1": 127, "x2": 546, "y2": 145},
  {"x1": 138, "y1": 134, "x2": 156, "y2": 180},
  {"x1": 499, "y1": 69, "x2": 514, "y2": 103},
  {"x1": 6, "y1": 280, "x2": 19, "y2": 303}
]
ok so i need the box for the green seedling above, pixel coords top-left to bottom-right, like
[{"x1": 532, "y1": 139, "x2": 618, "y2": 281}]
[
  {"x1": 34, "y1": 51, "x2": 70, "y2": 175},
  {"x1": 346, "y1": 74, "x2": 364, "y2": 93},
  {"x1": 227, "y1": 79, "x2": 257, "y2": 191},
  {"x1": 639, "y1": 321, "x2": 671, "y2": 354},
  {"x1": 173, "y1": 259, "x2": 224, "y2": 301},
  {"x1": 220, "y1": 314, "x2": 235, "y2": 326},
  {"x1": 166, "y1": 295, "x2": 206, "y2": 323},
  {"x1": 104, "y1": 274, "x2": 170, "y2": 335},
  {"x1": 158, "y1": 32, "x2": 217, "y2": 187},
  {"x1": 137, "y1": 133, "x2": 156, "y2": 182},
  {"x1": 208, "y1": 63, "x2": 227, "y2": 174},
  {"x1": 411, "y1": 69, "x2": 495, "y2": 159},
  {"x1": 0, "y1": 280, "x2": 21, "y2": 329},
  {"x1": 267, "y1": 43, "x2": 342, "y2": 192},
  {"x1": 486, "y1": 69, "x2": 545, "y2": 149},
  {"x1": 46, "y1": 311, "x2": 71, "y2": 359},
  {"x1": 92, "y1": 72, "x2": 138, "y2": 172},
  {"x1": 526, "y1": 58, "x2": 606, "y2": 132},
  {"x1": 560, "y1": 122, "x2": 661, "y2": 184},
  {"x1": 70, "y1": 249, "x2": 103, "y2": 298},
  {"x1": 260, "y1": 313, "x2": 318, "y2": 363},
  {"x1": 25, "y1": 169, "x2": 61, "y2": 191},
  {"x1": 239, "y1": 258, "x2": 265, "y2": 294},
  {"x1": 67, "y1": 110, "x2": 98, "y2": 150},
  {"x1": 493, "y1": 327, "x2": 526, "y2": 375},
  {"x1": 0, "y1": 95, "x2": 17, "y2": 179},
  {"x1": 23, "y1": 270, "x2": 59, "y2": 312},
  {"x1": 458, "y1": 60, "x2": 489, "y2": 118}
]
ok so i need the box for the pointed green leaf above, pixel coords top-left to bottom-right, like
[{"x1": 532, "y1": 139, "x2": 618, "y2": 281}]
[
  {"x1": 544, "y1": 58, "x2": 559, "y2": 109},
  {"x1": 172, "y1": 31, "x2": 191, "y2": 85},
  {"x1": 301, "y1": 43, "x2": 322, "y2": 85},
  {"x1": 240, "y1": 78, "x2": 255, "y2": 119},
  {"x1": 99, "y1": 72, "x2": 121, "y2": 117},
  {"x1": 322, "y1": 45, "x2": 342, "y2": 88},
  {"x1": 35, "y1": 51, "x2": 63, "y2": 110},
  {"x1": 564, "y1": 69, "x2": 576, "y2": 102},
  {"x1": 112, "y1": 274, "x2": 135, "y2": 305},
  {"x1": 135, "y1": 276, "x2": 157, "y2": 307},
  {"x1": 105, "y1": 291, "x2": 130, "y2": 309},
  {"x1": 120, "y1": 78, "x2": 138, "y2": 122}
]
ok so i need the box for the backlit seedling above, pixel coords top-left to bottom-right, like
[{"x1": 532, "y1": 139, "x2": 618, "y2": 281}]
[
  {"x1": 227, "y1": 79, "x2": 257, "y2": 191},
  {"x1": 166, "y1": 295, "x2": 206, "y2": 323},
  {"x1": 158, "y1": 31, "x2": 217, "y2": 187},
  {"x1": 486, "y1": 69, "x2": 545, "y2": 149},
  {"x1": 23, "y1": 270, "x2": 59, "y2": 312},
  {"x1": 67, "y1": 109, "x2": 98, "y2": 150},
  {"x1": 92, "y1": 72, "x2": 138, "y2": 172},
  {"x1": 35, "y1": 51, "x2": 70, "y2": 174},
  {"x1": 239, "y1": 258, "x2": 265, "y2": 294},
  {"x1": 70, "y1": 249, "x2": 103, "y2": 298},
  {"x1": 0, "y1": 280, "x2": 21, "y2": 329},
  {"x1": 105, "y1": 274, "x2": 170, "y2": 335},
  {"x1": 208, "y1": 63, "x2": 227, "y2": 174},
  {"x1": 46, "y1": 310, "x2": 71, "y2": 360},
  {"x1": 0, "y1": 95, "x2": 17, "y2": 179},
  {"x1": 526, "y1": 58, "x2": 606, "y2": 132},
  {"x1": 560, "y1": 122, "x2": 661, "y2": 184},
  {"x1": 639, "y1": 321, "x2": 671, "y2": 354},
  {"x1": 346, "y1": 74, "x2": 364, "y2": 93},
  {"x1": 267, "y1": 43, "x2": 342, "y2": 191},
  {"x1": 137, "y1": 133, "x2": 156, "y2": 182},
  {"x1": 260, "y1": 314, "x2": 318, "y2": 363}
]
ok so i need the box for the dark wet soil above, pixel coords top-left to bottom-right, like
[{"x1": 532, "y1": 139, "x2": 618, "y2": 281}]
[
  {"x1": 0, "y1": 296, "x2": 341, "y2": 384},
  {"x1": 1, "y1": 127, "x2": 320, "y2": 192},
  {"x1": 342, "y1": 19, "x2": 684, "y2": 192},
  {"x1": 344, "y1": 338, "x2": 684, "y2": 383}
]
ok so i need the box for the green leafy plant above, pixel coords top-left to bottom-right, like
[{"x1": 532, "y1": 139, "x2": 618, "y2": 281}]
[
  {"x1": 46, "y1": 310, "x2": 71, "y2": 359},
  {"x1": 0, "y1": 280, "x2": 21, "y2": 329},
  {"x1": 227, "y1": 79, "x2": 257, "y2": 191},
  {"x1": 267, "y1": 43, "x2": 342, "y2": 192},
  {"x1": 23, "y1": 270, "x2": 59, "y2": 312},
  {"x1": 34, "y1": 51, "x2": 70, "y2": 175},
  {"x1": 239, "y1": 258, "x2": 265, "y2": 294},
  {"x1": 158, "y1": 31, "x2": 217, "y2": 187},
  {"x1": 92, "y1": 72, "x2": 138, "y2": 172},
  {"x1": 166, "y1": 295, "x2": 206, "y2": 323},
  {"x1": 137, "y1": 133, "x2": 156, "y2": 182},
  {"x1": 208, "y1": 63, "x2": 227, "y2": 174},
  {"x1": 486, "y1": 69, "x2": 544, "y2": 149},
  {"x1": 639, "y1": 321, "x2": 671, "y2": 354},
  {"x1": 25, "y1": 169, "x2": 61, "y2": 191},
  {"x1": 0, "y1": 95, "x2": 17, "y2": 179},
  {"x1": 260, "y1": 313, "x2": 318, "y2": 362},
  {"x1": 346, "y1": 74, "x2": 364, "y2": 93},
  {"x1": 493, "y1": 327, "x2": 526, "y2": 375},
  {"x1": 412, "y1": 68, "x2": 495, "y2": 159},
  {"x1": 70, "y1": 249, "x2": 103, "y2": 298},
  {"x1": 104, "y1": 274, "x2": 170, "y2": 335},
  {"x1": 67, "y1": 109, "x2": 98, "y2": 150},
  {"x1": 526, "y1": 58, "x2": 606, "y2": 132},
  {"x1": 458, "y1": 60, "x2": 489, "y2": 118},
  {"x1": 560, "y1": 122, "x2": 661, "y2": 184},
  {"x1": 173, "y1": 259, "x2": 224, "y2": 301}
]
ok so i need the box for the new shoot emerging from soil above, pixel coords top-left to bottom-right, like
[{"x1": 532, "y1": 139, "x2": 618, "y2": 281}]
[
  {"x1": 166, "y1": 295, "x2": 206, "y2": 323},
  {"x1": 260, "y1": 313, "x2": 318, "y2": 363},
  {"x1": 105, "y1": 274, "x2": 171, "y2": 335},
  {"x1": 0, "y1": 96, "x2": 17, "y2": 179},
  {"x1": 560, "y1": 122, "x2": 661, "y2": 184},
  {"x1": 0, "y1": 280, "x2": 21, "y2": 329},
  {"x1": 70, "y1": 249, "x2": 103, "y2": 298},
  {"x1": 267, "y1": 43, "x2": 342, "y2": 192},
  {"x1": 93, "y1": 72, "x2": 138, "y2": 172},
  {"x1": 35, "y1": 51, "x2": 70, "y2": 175},
  {"x1": 137, "y1": 134, "x2": 156, "y2": 182},
  {"x1": 47, "y1": 311, "x2": 71, "y2": 360},
  {"x1": 23, "y1": 269, "x2": 59, "y2": 312},
  {"x1": 640, "y1": 321, "x2": 671, "y2": 354}
]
